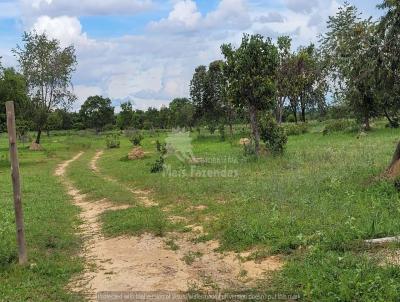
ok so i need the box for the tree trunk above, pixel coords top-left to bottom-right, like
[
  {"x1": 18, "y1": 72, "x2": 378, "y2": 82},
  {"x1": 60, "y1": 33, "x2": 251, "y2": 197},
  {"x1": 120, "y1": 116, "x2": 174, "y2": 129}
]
[
  {"x1": 301, "y1": 107, "x2": 306, "y2": 123},
  {"x1": 35, "y1": 129, "x2": 42, "y2": 144},
  {"x1": 383, "y1": 106, "x2": 398, "y2": 128},
  {"x1": 292, "y1": 106, "x2": 297, "y2": 123},
  {"x1": 364, "y1": 112, "x2": 371, "y2": 131},
  {"x1": 388, "y1": 141, "x2": 400, "y2": 171},
  {"x1": 229, "y1": 123, "x2": 233, "y2": 137},
  {"x1": 249, "y1": 105, "x2": 260, "y2": 155}
]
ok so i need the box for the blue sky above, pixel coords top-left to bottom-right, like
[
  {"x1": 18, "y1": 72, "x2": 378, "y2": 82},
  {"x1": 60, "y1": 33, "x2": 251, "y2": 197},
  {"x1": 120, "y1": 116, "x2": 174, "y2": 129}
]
[{"x1": 0, "y1": 0, "x2": 384, "y2": 111}]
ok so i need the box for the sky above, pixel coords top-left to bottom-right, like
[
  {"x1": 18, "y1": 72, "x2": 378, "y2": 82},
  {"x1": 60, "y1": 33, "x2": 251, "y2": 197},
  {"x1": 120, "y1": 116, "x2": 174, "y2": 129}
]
[{"x1": 0, "y1": 0, "x2": 383, "y2": 111}]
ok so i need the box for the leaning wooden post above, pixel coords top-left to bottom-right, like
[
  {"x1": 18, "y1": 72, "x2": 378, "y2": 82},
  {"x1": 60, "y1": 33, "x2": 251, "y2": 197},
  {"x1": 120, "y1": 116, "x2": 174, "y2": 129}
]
[{"x1": 6, "y1": 101, "x2": 27, "y2": 265}]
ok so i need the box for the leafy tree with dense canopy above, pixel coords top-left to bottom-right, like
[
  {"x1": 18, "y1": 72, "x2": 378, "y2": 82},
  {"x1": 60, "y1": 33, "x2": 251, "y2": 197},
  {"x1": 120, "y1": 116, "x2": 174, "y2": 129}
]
[
  {"x1": 320, "y1": 3, "x2": 379, "y2": 130},
  {"x1": 13, "y1": 32, "x2": 77, "y2": 143},
  {"x1": 0, "y1": 67, "x2": 29, "y2": 132},
  {"x1": 116, "y1": 101, "x2": 134, "y2": 130},
  {"x1": 79, "y1": 95, "x2": 115, "y2": 133},
  {"x1": 221, "y1": 33, "x2": 278, "y2": 155},
  {"x1": 375, "y1": 0, "x2": 400, "y2": 127},
  {"x1": 169, "y1": 98, "x2": 194, "y2": 129}
]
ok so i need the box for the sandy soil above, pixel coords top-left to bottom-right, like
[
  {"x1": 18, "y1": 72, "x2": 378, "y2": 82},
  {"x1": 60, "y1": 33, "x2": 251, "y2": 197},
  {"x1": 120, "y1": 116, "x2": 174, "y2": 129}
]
[{"x1": 56, "y1": 152, "x2": 283, "y2": 301}]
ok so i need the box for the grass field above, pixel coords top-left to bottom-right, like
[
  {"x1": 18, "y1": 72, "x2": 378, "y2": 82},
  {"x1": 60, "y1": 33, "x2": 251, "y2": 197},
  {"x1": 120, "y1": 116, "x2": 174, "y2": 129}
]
[{"x1": 1, "y1": 122, "x2": 400, "y2": 301}]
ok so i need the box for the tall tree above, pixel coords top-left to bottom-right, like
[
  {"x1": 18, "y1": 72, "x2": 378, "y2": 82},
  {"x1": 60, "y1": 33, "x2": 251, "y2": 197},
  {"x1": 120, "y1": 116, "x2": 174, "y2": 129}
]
[
  {"x1": 204, "y1": 60, "x2": 224, "y2": 132},
  {"x1": 159, "y1": 106, "x2": 171, "y2": 129},
  {"x1": 169, "y1": 98, "x2": 194, "y2": 129},
  {"x1": 116, "y1": 101, "x2": 134, "y2": 130},
  {"x1": 79, "y1": 95, "x2": 115, "y2": 132},
  {"x1": 320, "y1": 3, "x2": 379, "y2": 130},
  {"x1": 190, "y1": 65, "x2": 207, "y2": 124},
  {"x1": 376, "y1": 0, "x2": 400, "y2": 127},
  {"x1": 0, "y1": 67, "x2": 29, "y2": 132},
  {"x1": 13, "y1": 32, "x2": 77, "y2": 143},
  {"x1": 222, "y1": 34, "x2": 278, "y2": 155}
]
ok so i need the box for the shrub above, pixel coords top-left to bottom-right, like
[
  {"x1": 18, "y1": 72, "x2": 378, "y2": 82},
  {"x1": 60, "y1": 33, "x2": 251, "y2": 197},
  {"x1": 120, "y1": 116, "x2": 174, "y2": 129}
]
[
  {"x1": 156, "y1": 140, "x2": 167, "y2": 155},
  {"x1": 105, "y1": 134, "x2": 120, "y2": 149},
  {"x1": 102, "y1": 123, "x2": 115, "y2": 132},
  {"x1": 150, "y1": 156, "x2": 165, "y2": 173},
  {"x1": 283, "y1": 123, "x2": 309, "y2": 136},
  {"x1": 130, "y1": 132, "x2": 143, "y2": 146},
  {"x1": 260, "y1": 114, "x2": 288, "y2": 154},
  {"x1": 323, "y1": 119, "x2": 357, "y2": 134}
]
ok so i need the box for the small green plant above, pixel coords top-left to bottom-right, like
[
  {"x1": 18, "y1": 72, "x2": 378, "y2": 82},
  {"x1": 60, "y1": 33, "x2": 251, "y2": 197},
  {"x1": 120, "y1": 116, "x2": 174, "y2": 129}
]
[
  {"x1": 105, "y1": 134, "x2": 120, "y2": 149},
  {"x1": 156, "y1": 140, "x2": 167, "y2": 155},
  {"x1": 260, "y1": 114, "x2": 288, "y2": 154},
  {"x1": 130, "y1": 132, "x2": 143, "y2": 146},
  {"x1": 165, "y1": 239, "x2": 179, "y2": 251},
  {"x1": 182, "y1": 251, "x2": 203, "y2": 265},
  {"x1": 150, "y1": 156, "x2": 165, "y2": 173}
]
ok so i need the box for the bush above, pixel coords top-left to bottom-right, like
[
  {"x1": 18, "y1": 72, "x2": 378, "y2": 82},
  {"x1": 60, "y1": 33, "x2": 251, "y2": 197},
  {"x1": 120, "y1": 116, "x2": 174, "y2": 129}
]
[
  {"x1": 156, "y1": 140, "x2": 167, "y2": 155},
  {"x1": 150, "y1": 156, "x2": 165, "y2": 173},
  {"x1": 105, "y1": 134, "x2": 120, "y2": 149},
  {"x1": 260, "y1": 114, "x2": 288, "y2": 154},
  {"x1": 283, "y1": 123, "x2": 309, "y2": 136},
  {"x1": 130, "y1": 132, "x2": 143, "y2": 146},
  {"x1": 102, "y1": 123, "x2": 115, "y2": 132},
  {"x1": 323, "y1": 119, "x2": 357, "y2": 134}
]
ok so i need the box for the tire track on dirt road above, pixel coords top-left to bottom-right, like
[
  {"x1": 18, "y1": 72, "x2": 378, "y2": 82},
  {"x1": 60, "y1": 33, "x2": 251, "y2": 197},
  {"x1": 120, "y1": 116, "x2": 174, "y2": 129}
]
[
  {"x1": 90, "y1": 150, "x2": 158, "y2": 207},
  {"x1": 57, "y1": 152, "x2": 284, "y2": 301}
]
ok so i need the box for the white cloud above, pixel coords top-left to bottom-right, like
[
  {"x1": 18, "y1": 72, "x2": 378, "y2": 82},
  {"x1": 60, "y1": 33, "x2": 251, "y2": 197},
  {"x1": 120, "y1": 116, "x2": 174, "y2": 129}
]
[
  {"x1": 31, "y1": 15, "x2": 93, "y2": 47},
  {"x1": 252, "y1": 0, "x2": 340, "y2": 47},
  {"x1": 149, "y1": 0, "x2": 251, "y2": 32},
  {"x1": 168, "y1": 0, "x2": 201, "y2": 27},
  {"x1": 204, "y1": 0, "x2": 251, "y2": 29},
  {"x1": 73, "y1": 84, "x2": 103, "y2": 110},
  {"x1": 284, "y1": 0, "x2": 318, "y2": 13},
  {"x1": 256, "y1": 12, "x2": 285, "y2": 23},
  {"x1": 21, "y1": 0, "x2": 153, "y2": 20},
  {"x1": 10, "y1": 0, "x2": 346, "y2": 111}
]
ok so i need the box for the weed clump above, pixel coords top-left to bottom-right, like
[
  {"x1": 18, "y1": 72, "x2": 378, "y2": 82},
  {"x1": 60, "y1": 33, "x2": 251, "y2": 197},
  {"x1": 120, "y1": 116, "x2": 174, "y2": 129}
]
[
  {"x1": 323, "y1": 119, "x2": 357, "y2": 134},
  {"x1": 130, "y1": 132, "x2": 143, "y2": 146},
  {"x1": 105, "y1": 134, "x2": 120, "y2": 148},
  {"x1": 283, "y1": 123, "x2": 309, "y2": 136},
  {"x1": 150, "y1": 156, "x2": 165, "y2": 173}
]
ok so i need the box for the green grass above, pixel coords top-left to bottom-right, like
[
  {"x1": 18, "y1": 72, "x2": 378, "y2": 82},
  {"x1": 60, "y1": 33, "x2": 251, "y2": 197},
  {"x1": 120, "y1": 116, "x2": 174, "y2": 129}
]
[
  {"x1": 2, "y1": 122, "x2": 400, "y2": 301},
  {"x1": 93, "y1": 122, "x2": 400, "y2": 301},
  {"x1": 0, "y1": 134, "x2": 85, "y2": 301},
  {"x1": 101, "y1": 206, "x2": 168, "y2": 237}
]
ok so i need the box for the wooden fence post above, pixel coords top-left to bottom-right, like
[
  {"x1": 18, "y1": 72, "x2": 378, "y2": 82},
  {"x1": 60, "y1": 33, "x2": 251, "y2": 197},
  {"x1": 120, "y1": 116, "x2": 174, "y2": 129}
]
[{"x1": 6, "y1": 101, "x2": 27, "y2": 265}]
